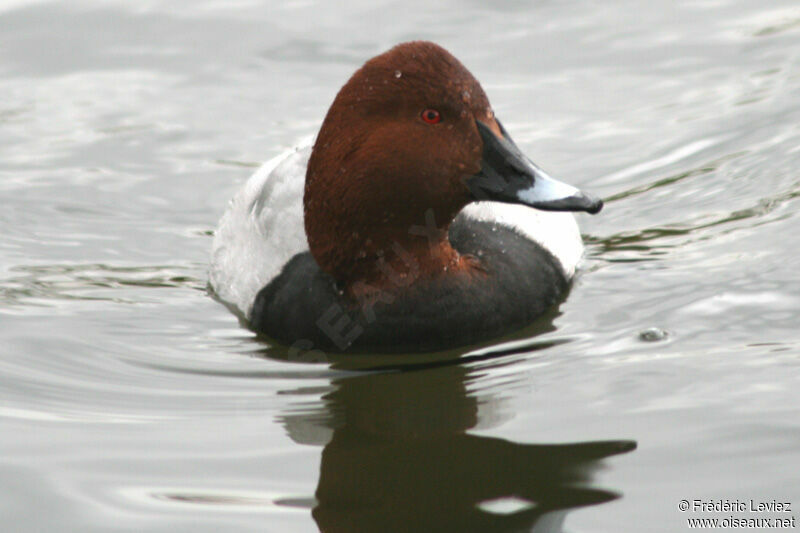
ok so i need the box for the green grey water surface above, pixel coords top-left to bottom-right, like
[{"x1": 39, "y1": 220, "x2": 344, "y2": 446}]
[{"x1": 1, "y1": 1, "x2": 800, "y2": 531}]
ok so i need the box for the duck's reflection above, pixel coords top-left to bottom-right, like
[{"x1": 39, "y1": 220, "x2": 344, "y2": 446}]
[{"x1": 280, "y1": 359, "x2": 635, "y2": 533}]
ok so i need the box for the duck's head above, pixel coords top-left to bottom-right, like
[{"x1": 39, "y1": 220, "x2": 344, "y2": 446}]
[{"x1": 304, "y1": 41, "x2": 602, "y2": 290}]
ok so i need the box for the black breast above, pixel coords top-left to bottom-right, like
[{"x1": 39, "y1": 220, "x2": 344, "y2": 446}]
[{"x1": 250, "y1": 218, "x2": 568, "y2": 353}]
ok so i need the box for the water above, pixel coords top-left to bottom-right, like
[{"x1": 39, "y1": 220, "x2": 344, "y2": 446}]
[{"x1": 2, "y1": 1, "x2": 800, "y2": 531}]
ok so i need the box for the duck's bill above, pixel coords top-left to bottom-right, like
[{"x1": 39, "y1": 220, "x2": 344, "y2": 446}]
[{"x1": 466, "y1": 120, "x2": 603, "y2": 214}]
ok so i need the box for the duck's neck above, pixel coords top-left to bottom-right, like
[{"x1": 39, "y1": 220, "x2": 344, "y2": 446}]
[
  {"x1": 346, "y1": 238, "x2": 470, "y2": 297},
  {"x1": 308, "y1": 218, "x2": 481, "y2": 301}
]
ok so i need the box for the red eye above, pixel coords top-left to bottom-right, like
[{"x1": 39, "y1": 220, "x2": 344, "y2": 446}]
[{"x1": 421, "y1": 109, "x2": 441, "y2": 124}]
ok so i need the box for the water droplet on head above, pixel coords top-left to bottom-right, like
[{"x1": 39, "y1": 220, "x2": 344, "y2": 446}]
[{"x1": 394, "y1": 70, "x2": 402, "y2": 78}]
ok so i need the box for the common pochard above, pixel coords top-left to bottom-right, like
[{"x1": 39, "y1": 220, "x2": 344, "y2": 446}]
[{"x1": 210, "y1": 41, "x2": 602, "y2": 353}]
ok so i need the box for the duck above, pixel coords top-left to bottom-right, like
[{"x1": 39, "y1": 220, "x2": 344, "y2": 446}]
[{"x1": 209, "y1": 41, "x2": 602, "y2": 353}]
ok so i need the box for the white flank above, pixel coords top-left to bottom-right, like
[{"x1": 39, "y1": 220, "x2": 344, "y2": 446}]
[
  {"x1": 209, "y1": 139, "x2": 312, "y2": 319},
  {"x1": 460, "y1": 202, "x2": 584, "y2": 278}
]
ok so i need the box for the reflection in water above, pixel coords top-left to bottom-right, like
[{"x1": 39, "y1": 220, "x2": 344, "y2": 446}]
[{"x1": 280, "y1": 362, "x2": 636, "y2": 532}]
